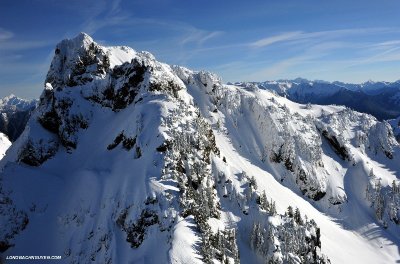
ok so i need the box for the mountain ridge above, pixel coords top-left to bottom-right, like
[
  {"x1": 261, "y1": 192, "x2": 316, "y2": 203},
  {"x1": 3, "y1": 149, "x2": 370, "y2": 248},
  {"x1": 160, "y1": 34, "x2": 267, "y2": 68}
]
[
  {"x1": 0, "y1": 33, "x2": 399, "y2": 264},
  {"x1": 236, "y1": 79, "x2": 400, "y2": 120}
]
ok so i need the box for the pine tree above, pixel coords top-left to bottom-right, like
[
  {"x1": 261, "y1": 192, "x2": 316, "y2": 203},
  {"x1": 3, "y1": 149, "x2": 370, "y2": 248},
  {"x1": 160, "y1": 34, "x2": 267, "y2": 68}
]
[
  {"x1": 392, "y1": 180, "x2": 398, "y2": 194},
  {"x1": 366, "y1": 182, "x2": 371, "y2": 200},
  {"x1": 239, "y1": 171, "x2": 246, "y2": 181},
  {"x1": 294, "y1": 207, "x2": 303, "y2": 225},
  {"x1": 270, "y1": 200, "x2": 277, "y2": 216},
  {"x1": 101, "y1": 54, "x2": 110, "y2": 73},
  {"x1": 287, "y1": 205, "x2": 294, "y2": 218},
  {"x1": 224, "y1": 257, "x2": 230, "y2": 264},
  {"x1": 369, "y1": 168, "x2": 374, "y2": 178},
  {"x1": 201, "y1": 230, "x2": 213, "y2": 264},
  {"x1": 258, "y1": 191, "x2": 269, "y2": 211},
  {"x1": 375, "y1": 193, "x2": 385, "y2": 221},
  {"x1": 251, "y1": 222, "x2": 261, "y2": 251},
  {"x1": 249, "y1": 176, "x2": 257, "y2": 190}
]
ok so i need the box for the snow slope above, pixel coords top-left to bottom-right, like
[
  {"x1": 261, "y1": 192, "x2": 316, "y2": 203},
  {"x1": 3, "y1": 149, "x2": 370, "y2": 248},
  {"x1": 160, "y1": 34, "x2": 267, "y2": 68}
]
[
  {"x1": 0, "y1": 33, "x2": 399, "y2": 264},
  {"x1": 0, "y1": 133, "x2": 11, "y2": 159},
  {"x1": 175, "y1": 68, "x2": 400, "y2": 263}
]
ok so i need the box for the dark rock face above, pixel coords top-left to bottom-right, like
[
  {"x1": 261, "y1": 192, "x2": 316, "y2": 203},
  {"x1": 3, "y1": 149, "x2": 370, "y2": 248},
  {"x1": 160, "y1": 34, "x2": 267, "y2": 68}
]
[
  {"x1": 270, "y1": 148, "x2": 327, "y2": 201},
  {"x1": 117, "y1": 209, "x2": 159, "y2": 248},
  {"x1": 19, "y1": 139, "x2": 59, "y2": 166},
  {"x1": 98, "y1": 58, "x2": 148, "y2": 111},
  {"x1": 107, "y1": 132, "x2": 136, "y2": 151},
  {"x1": 320, "y1": 130, "x2": 350, "y2": 161}
]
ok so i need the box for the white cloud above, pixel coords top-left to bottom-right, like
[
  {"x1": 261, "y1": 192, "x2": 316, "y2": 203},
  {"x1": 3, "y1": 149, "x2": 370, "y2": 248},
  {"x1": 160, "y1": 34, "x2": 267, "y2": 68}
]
[
  {"x1": 250, "y1": 27, "x2": 399, "y2": 49},
  {"x1": 250, "y1": 31, "x2": 303, "y2": 48},
  {"x1": 180, "y1": 30, "x2": 222, "y2": 47},
  {"x1": 0, "y1": 27, "x2": 53, "y2": 51},
  {"x1": 80, "y1": 0, "x2": 126, "y2": 34}
]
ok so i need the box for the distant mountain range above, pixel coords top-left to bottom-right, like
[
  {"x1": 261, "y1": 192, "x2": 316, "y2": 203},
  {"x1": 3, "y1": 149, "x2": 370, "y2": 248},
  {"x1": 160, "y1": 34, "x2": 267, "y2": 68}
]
[
  {"x1": 0, "y1": 94, "x2": 37, "y2": 141},
  {"x1": 234, "y1": 78, "x2": 400, "y2": 120}
]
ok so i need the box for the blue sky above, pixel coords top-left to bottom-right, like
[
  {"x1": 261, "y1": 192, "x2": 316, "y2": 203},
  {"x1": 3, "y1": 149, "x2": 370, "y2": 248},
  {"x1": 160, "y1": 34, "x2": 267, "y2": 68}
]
[{"x1": 1, "y1": 0, "x2": 400, "y2": 98}]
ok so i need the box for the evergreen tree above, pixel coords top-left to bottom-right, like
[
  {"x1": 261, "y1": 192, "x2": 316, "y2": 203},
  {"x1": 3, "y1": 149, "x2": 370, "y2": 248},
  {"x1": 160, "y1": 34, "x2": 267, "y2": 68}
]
[
  {"x1": 392, "y1": 180, "x2": 399, "y2": 194},
  {"x1": 251, "y1": 222, "x2": 261, "y2": 251},
  {"x1": 287, "y1": 205, "x2": 294, "y2": 218},
  {"x1": 249, "y1": 176, "x2": 257, "y2": 190},
  {"x1": 201, "y1": 229, "x2": 213, "y2": 264},
  {"x1": 258, "y1": 191, "x2": 269, "y2": 211},
  {"x1": 294, "y1": 207, "x2": 303, "y2": 225},
  {"x1": 270, "y1": 200, "x2": 277, "y2": 216},
  {"x1": 369, "y1": 168, "x2": 374, "y2": 178}
]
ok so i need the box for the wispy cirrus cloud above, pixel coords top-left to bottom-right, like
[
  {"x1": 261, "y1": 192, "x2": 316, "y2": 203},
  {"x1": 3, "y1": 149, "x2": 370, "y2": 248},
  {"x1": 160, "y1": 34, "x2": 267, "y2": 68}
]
[
  {"x1": 180, "y1": 31, "x2": 222, "y2": 46},
  {"x1": 0, "y1": 27, "x2": 53, "y2": 51},
  {"x1": 346, "y1": 46, "x2": 400, "y2": 67},
  {"x1": 78, "y1": 0, "x2": 222, "y2": 63},
  {"x1": 250, "y1": 27, "x2": 400, "y2": 49},
  {"x1": 370, "y1": 40, "x2": 400, "y2": 47},
  {"x1": 80, "y1": 0, "x2": 128, "y2": 35},
  {"x1": 213, "y1": 27, "x2": 400, "y2": 82},
  {"x1": 0, "y1": 40, "x2": 51, "y2": 51},
  {"x1": 0, "y1": 26, "x2": 55, "y2": 98},
  {"x1": 250, "y1": 31, "x2": 303, "y2": 48},
  {"x1": 0, "y1": 28, "x2": 14, "y2": 41}
]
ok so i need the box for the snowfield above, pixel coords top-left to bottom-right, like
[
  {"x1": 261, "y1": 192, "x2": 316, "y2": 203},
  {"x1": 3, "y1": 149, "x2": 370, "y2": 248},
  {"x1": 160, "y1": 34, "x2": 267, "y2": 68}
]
[
  {"x1": 0, "y1": 33, "x2": 399, "y2": 264},
  {"x1": 0, "y1": 133, "x2": 11, "y2": 159}
]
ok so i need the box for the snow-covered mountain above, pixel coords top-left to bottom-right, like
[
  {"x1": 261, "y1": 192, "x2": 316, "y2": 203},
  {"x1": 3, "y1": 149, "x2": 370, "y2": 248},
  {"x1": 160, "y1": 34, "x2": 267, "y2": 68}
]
[
  {"x1": 0, "y1": 94, "x2": 37, "y2": 141},
  {"x1": 0, "y1": 94, "x2": 37, "y2": 111},
  {"x1": 238, "y1": 79, "x2": 400, "y2": 121},
  {"x1": 0, "y1": 33, "x2": 399, "y2": 264}
]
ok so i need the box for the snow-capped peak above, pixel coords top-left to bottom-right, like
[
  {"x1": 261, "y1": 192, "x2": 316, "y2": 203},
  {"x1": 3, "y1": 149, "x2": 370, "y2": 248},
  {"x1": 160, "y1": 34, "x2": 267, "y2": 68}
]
[
  {"x1": 0, "y1": 94, "x2": 37, "y2": 111},
  {"x1": 58, "y1": 32, "x2": 95, "y2": 52},
  {"x1": 0, "y1": 33, "x2": 399, "y2": 264}
]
